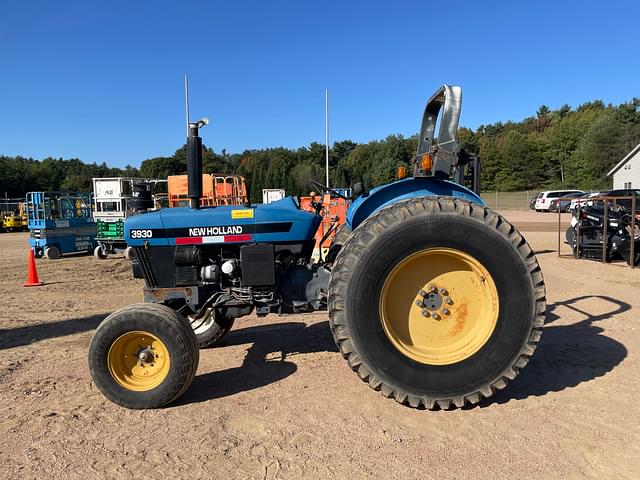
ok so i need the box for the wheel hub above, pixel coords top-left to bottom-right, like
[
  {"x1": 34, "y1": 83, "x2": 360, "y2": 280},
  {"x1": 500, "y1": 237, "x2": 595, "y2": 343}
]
[
  {"x1": 137, "y1": 347, "x2": 155, "y2": 365},
  {"x1": 107, "y1": 331, "x2": 170, "y2": 392},
  {"x1": 379, "y1": 248, "x2": 499, "y2": 366}
]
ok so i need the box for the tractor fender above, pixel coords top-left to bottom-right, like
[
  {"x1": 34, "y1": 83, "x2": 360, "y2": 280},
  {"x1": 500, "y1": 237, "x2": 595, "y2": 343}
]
[{"x1": 346, "y1": 177, "x2": 483, "y2": 229}]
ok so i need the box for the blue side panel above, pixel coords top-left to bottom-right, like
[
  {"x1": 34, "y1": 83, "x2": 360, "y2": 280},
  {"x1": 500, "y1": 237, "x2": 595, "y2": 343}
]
[
  {"x1": 252, "y1": 197, "x2": 321, "y2": 243},
  {"x1": 126, "y1": 209, "x2": 170, "y2": 247},
  {"x1": 347, "y1": 178, "x2": 484, "y2": 229},
  {"x1": 28, "y1": 218, "x2": 97, "y2": 253},
  {"x1": 125, "y1": 196, "x2": 321, "y2": 247}
]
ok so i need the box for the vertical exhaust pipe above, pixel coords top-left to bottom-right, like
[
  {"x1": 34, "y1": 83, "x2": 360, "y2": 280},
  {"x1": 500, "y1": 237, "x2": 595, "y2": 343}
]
[{"x1": 187, "y1": 118, "x2": 208, "y2": 209}]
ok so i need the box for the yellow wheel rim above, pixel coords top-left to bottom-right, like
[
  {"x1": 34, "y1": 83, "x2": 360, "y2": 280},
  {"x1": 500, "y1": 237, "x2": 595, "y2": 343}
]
[
  {"x1": 107, "y1": 331, "x2": 171, "y2": 391},
  {"x1": 379, "y1": 248, "x2": 499, "y2": 365}
]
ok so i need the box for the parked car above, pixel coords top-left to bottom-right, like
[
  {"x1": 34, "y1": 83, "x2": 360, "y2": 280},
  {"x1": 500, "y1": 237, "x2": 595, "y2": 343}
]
[
  {"x1": 549, "y1": 193, "x2": 581, "y2": 212},
  {"x1": 569, "y1": 192, "x2": 605, "y2": 211},
  {"x1": 535, "y1": 189, "x2": 584, "y2": 212},
  {"x1": 529, "y1": 193, "x2": 541, "y2": 210},
  {"x1": 603, "y1": 189, "x2": 640, "y2": 211}
]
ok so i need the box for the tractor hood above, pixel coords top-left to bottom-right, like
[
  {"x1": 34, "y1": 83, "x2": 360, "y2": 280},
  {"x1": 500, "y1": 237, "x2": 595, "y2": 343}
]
[{"x1": 125, "y1": 196, "x2": 321, "y2": 247}]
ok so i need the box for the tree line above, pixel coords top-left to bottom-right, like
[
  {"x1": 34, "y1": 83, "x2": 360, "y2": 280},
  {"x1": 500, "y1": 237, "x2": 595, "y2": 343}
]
[{"x1": 2, "y1": 97, "x2": 639, "y2": 202}]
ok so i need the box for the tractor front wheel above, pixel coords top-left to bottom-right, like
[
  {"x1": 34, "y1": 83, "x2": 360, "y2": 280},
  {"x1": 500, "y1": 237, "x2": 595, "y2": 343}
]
[
  {"x1": 329, "y1": 197, "x2": 546, "y2": 409},
  {"x1": 88, "y1": 303, "x2": 199, "y2": 409}
]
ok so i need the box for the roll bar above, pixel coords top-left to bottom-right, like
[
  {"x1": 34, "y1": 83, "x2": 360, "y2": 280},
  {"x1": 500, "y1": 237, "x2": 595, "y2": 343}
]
[{"x1": 414, "y1": 85, "x2": 463, "y2": 178}]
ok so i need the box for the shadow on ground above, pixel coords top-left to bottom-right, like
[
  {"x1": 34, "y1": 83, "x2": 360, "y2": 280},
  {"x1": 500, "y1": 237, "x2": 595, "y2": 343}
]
[
  {"x1": 176, "y1": 320, "x2": 337, "y2": 406},
  {"x1": 0, "y1": 314, "x2": 105, "y2": 350},
  {"x1": 491, "y1": 294, "x2": 629, "y2": 405},
  {"x1": 3, "y1": 294, "x2": 626, "y2": 408},
  {"x1": 181, "y1": 294, "x2": 630, "y2": 407}
]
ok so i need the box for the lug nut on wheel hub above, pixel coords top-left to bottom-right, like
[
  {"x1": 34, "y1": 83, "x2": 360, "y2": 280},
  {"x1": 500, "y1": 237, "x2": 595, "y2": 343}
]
[{"x1": 416, "y1": 284, "x2": 454, "y2": 320}]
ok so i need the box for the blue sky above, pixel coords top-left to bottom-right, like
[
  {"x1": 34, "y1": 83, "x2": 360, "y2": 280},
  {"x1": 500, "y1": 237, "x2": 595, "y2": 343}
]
[{"x1": 1, "y1": 0, "x2": 639, "y2": 168}]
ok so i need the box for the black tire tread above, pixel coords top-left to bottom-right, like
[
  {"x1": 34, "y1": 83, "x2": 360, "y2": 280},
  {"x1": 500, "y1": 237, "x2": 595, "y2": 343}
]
[{"x1": 328, "y1": 196, "x2": 546, "y2": 410}]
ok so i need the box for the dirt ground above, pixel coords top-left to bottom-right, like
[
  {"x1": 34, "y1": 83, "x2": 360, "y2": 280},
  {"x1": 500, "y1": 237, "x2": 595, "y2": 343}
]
[{"x1": 1, "y1": 210, "x2": 638, "y2": 479}]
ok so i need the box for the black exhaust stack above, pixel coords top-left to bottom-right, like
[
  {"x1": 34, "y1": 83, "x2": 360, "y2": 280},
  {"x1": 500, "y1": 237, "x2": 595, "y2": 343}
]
[{"x1": 187, "y1": 119, "x2": 207, "y2": 209}]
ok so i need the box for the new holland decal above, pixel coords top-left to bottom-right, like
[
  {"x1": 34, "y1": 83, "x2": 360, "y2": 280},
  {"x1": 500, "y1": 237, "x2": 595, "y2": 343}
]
[
  {"x1": 188, "y1": 225, "x2": 244, "y2": 236},
  {"x1": 177, "y1": 225, "x2": 251, "y2": 244}
]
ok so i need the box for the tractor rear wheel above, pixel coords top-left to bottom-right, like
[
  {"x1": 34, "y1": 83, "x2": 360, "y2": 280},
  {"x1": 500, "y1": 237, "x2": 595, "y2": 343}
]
[
  {"x1": 190, "y1": 309, "x2": 235, "y2": 348},
  {"x1": 328, "y1": 197, "x2": 546, "y2": 409},
  {"x1": 325, "y1": 224, "x2": 351, "y2": 264},
  {"x1": 88, "y1": 303, "x2": 199, "y2": 409}
]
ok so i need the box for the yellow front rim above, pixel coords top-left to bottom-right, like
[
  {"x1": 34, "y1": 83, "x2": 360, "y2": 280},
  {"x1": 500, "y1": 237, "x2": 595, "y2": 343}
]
[
  {"x1": 379, "y1": 248, "x2": 499, "y2": 366},
  {"x1": 107, "y1": 331, "x2": 170, "y2": 391}
]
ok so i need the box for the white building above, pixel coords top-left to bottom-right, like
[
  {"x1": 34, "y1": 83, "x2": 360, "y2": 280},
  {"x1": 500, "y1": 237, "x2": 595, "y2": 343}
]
[{"x1": 608, "y1": 143, "x2": 640, "y2": 189}]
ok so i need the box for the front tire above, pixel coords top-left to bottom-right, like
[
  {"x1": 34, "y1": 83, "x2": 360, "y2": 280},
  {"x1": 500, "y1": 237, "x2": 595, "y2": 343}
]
[
  {"x1": 328, "y1": 197, "x2": 546, "y2": 409},
  {"x1": 88, "y1": 303, "x2": 199, "y2": 409}
]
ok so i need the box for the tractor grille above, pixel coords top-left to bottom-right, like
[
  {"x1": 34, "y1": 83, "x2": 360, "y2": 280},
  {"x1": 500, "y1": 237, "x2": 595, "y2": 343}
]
[
  {"x1": 134, "y1": 247, "x2": 157, "y2": 287},
  {"x1": 175, "y1": 266, "x2": 198, "y2": 286}
]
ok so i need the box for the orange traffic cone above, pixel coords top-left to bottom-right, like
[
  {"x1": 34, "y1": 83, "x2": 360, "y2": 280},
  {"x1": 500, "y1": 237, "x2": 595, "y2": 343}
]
[{"x1": 24, "y1": 249, "x2": 44, "y2": 287}]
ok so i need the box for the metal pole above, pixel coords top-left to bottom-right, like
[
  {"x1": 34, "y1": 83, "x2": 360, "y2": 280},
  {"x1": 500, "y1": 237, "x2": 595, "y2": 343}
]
[
  {"x1": 576, "y1": 206, "x2": 580, "y2": 259},
  {"x1": 631, "y1": 196, "x2": 636, "y2": 268},
  {"x1": 557, "y1": 206, "x2": 561, "y2": 255},
  {"x1": 325, "y1": 89, "x2": 330, "y2": 188},
  {"x1": 602, "y1": 198, "x2": 608, "y2": 263},
  {"x1": 184, "y1": 75, "x2": 190, "y2": 139}
]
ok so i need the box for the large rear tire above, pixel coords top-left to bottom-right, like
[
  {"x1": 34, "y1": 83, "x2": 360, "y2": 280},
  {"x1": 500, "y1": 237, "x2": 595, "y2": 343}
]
[
  {"x1": 88, "y1": 303, "x2": 199, "y2": 409},
  {"x1": 325, "y1": 224, "x2": 352, "y2": 264},
  {"x1": 328, "y1": 197, "x2": 546, "y2": 409}
]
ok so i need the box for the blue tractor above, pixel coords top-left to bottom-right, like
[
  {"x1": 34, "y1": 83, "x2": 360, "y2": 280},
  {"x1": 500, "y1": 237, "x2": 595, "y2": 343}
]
[{"x1": 89, "y1": 86, "x2": 546, "y2": 410}]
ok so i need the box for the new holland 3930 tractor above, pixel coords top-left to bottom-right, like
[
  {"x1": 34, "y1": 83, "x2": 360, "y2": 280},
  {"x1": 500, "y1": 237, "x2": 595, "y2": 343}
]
[{"x1": 88, "y1": 85, "x2": 546, "y2": 410}]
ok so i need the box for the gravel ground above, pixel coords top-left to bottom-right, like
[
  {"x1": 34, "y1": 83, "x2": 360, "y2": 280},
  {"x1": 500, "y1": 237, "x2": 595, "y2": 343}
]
[{"x1": 0, "y1": 210, "x2": 638, "y2": 479}]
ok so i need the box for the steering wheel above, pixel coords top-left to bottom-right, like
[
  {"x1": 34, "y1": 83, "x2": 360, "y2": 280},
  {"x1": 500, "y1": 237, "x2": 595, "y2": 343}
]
[{"x1": 309, "y1": 180, "x2": 349, "y2": 200}]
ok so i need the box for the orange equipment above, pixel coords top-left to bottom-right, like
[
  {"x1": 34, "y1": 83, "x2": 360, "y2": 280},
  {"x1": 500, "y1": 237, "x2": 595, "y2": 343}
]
[
  {"x1": 300, "y1": 194, "x2": 349, "y2": 253},
  {"x1": 167, "y1": 174, "x2": 248, "y2": 208}
]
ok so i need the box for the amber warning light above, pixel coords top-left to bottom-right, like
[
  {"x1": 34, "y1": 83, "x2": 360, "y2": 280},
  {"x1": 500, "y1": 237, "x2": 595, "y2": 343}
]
[{"x1": 421, "y1": 153, "x2": 433, "y2": 174}]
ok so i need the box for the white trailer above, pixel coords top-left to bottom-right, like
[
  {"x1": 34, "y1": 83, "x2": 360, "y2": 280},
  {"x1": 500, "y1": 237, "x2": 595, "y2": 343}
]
[
  {"x1": 92, "y1": 177, "x2": 164, "y2": 259},
  {"x1": 262, "y1": 188, "x2": 286, "y2": 204}
]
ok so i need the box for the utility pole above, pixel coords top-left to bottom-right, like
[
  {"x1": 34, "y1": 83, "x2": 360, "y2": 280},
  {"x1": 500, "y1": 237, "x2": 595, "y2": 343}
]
[{"x1": 325, "y1": 89, "x2": 329, "y2": 188}]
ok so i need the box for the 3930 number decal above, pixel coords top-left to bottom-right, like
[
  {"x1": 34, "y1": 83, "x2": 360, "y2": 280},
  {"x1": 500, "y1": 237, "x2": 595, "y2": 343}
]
[{"x1": 130, "y1": 229, "x2": 153, "y2": 239}]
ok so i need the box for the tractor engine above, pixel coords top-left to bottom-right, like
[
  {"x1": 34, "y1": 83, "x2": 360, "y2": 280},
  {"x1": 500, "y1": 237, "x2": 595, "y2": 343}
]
[{"x1": 130, "y1": 235, "x2": 329, "y2": 318}]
